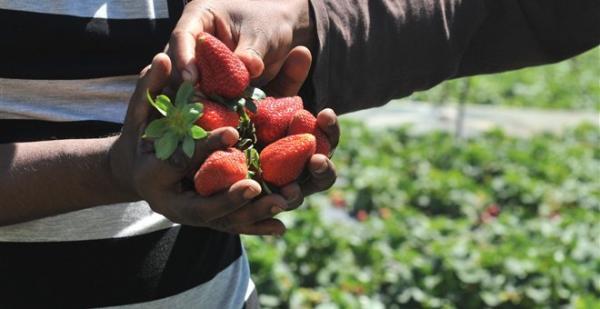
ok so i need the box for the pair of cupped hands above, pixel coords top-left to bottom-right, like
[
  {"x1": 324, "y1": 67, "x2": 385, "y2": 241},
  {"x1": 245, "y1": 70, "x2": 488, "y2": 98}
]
[{"x1": 109, "y1": 0, "x2": 338, "y2": 236}]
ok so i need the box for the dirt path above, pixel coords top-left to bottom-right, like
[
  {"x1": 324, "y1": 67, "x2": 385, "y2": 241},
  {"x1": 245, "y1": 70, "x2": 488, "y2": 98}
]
[{"x1": 341, "y1": 101, "x2": 599, "y2": 137}]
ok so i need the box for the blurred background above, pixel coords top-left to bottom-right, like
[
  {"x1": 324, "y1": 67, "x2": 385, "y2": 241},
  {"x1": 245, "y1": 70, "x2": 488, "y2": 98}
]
[{"x1": 243, "y1": 48, "x2": 600, "y2": 308}]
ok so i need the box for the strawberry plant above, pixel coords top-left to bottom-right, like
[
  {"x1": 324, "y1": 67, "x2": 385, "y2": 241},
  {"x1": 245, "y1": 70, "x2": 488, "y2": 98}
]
[{"x1": 244, "y1": 121, "x2": 600, "y2": 308}]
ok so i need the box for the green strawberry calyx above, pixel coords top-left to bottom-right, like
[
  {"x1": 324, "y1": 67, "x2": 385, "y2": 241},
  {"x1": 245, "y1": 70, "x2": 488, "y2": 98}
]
[
  {"x1": 143, "y1": 81, "x2": 208, "y2": 160},
  {"x1": 245, "y1": 147, "x2": 273, "y2": 195}
]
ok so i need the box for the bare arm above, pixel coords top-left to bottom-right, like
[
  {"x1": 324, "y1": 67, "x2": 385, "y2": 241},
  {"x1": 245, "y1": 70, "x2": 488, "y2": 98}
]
[{"x1": 0, "y1": 137, "x2": 135, "y2": 225}]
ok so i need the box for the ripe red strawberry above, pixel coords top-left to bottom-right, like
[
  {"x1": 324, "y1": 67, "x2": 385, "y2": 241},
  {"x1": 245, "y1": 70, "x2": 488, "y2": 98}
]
[
  {"x1": 288, "y1": 109, "x2": 332, "y2": 156},
  {"x1": 252, "y1": 96, "x2": 303, "y2": 145},
  {"x1": 194, "y1": 148, "x2": 248, "y2": 196},
  {"x1": 260, "y1": 134, "x2": 316, "y2": 187},
  {"x1": 196, "y1": 100, "x2": 239, "y2": 131},
  {"x1": 196, "y1": 32, "x2": 249, "y2": 99}
]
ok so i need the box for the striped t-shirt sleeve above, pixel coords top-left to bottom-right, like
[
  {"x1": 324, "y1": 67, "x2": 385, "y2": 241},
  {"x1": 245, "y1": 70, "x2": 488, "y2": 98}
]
[{"x1": 0, "y1": 1, "x2": 254, "y2": 308}]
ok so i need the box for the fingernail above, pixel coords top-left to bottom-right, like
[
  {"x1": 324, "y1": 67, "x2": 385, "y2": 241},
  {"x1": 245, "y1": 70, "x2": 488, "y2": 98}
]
[
  {"x1": 221, "y1": 129, "x2": 237, "y2": 145},
  {"x1": 324, "y1": 109, "x2": 336, "y2": 125},
  {"x1": 327, "y1": 116, "x2": 336, "y2": 126},
  {"x1": 283, "y1": 186, "x2": 300, "y2": 202},
  {"x1": 271, "y1": 206, "x2": 284, "y2": 215},
  {"x1": 286, "y1": 192, "x2": 300, "y2": 203},
  {"x1": 243, "y1": 186, "x2": 260, "y2": 200},
  {"x1": 182, "y1": 68, "x2": 193, "y2": 81},
  {"x1": 271, "y1": 230, "x2": 285, "y2": 237},
  {"x1": 315, "y1": 160, "x2": 328, "y2": 174}
]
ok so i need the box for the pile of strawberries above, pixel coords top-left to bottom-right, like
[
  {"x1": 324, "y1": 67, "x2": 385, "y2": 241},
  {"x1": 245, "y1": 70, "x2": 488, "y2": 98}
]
[{"x1": 144, "y1": 33, "x2": 330, "y2": 197}]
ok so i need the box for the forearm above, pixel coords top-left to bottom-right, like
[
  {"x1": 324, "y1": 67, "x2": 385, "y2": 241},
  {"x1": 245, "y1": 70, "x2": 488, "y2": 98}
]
[
  {"x1": 0, "y1": 136, "x2": 138, "y2": 226},
  {"x1": 307, "y1": 0, "x2": 600, "y2": 113}
]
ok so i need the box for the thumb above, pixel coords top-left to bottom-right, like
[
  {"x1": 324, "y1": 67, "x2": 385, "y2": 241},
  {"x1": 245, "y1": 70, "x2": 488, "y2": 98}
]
[
  {"x1": 126, "y1": 53, "x2": 173, "y2": 128},
  {"x1": 234, "y1": 27, "x2": 269, "y2": 78},
  {"x1": 264, "y1": 46, "x2": 312, "y2": 97}
]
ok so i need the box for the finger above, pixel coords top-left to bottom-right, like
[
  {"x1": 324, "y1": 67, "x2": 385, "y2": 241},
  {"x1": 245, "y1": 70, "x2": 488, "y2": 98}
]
[
  {"x1": 316, "y1": 108, "x2": 340, "y2": 150},
  {"x1": 263, "y1": 46, "x2": 312, "y2": 97},
  {"x1": 126, "y1": 53, "x2": 173, "y2": 128},
  {"x1": 230, "y1": 218, "x2": 287, "y2": 236},
  {"x1": 280, "y1": 182, "x2": 304, "y2": 210},
  {"x1": 172, "y1": 179, "x2": 262, "y2": 226},
  {"x1": 300, "y1": 154, "x2": 337, "y2": 196},
  {"x1": 170, "y1": 3, "x2": 219, "y2": 83},
  {"x1": 212, "y1": 194, "x2": 288, "y2": 230},
  {"x1": 234, "y1": 25, "x2": 269, "y2": 78}
]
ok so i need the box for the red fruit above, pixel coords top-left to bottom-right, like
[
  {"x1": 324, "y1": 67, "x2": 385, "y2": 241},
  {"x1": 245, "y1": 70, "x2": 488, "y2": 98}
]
[
  {"x1": 196, "y1": 32, "x2": 250, "y2": 99},
  {"x1": 196, "y1": 100, "x2": 239, "y2": 131},
  {"x1": 356, "y1": 210, "x2": 369, "y2": 222},
  {"x1": 288, "y1": 109, "x2": 332, "y2": 156},
  {"x1": 486, "y1": 204, "x2": 500, "y2": 217},
  {"x1": 260, "y1": 134, "x2": 316, "y2": 187},
  {"x1": 194, "y1": 148, "x2": 248, "y2": 197},
  {"x1": 252, "y1": 96, "x2": 303, "y2": 145}
]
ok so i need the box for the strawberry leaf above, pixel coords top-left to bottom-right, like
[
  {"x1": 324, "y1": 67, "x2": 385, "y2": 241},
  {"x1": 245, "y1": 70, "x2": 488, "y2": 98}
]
[
  {"x1": 147, "y1": 90, "x2": 167, "y2": 116},
  {"x1": 249, "y1": 148, "x2": 260, "y2": 170},
  {"x1": 155, "y1": 95, "x2": 174, "y2": 116},
  {"x1": 184, "y1": 103, "x2": 204, "y2": 123},
  {"x1": 143, "y1": 118, "x2": 169, "y2": 138},
  {"x1": 245, "y1": 147, "x2": 261, "y2": 171},
  {"x1": 155, "y1": 131, "x2": 178, "y2": 160},
  {"x1": 175, "y1": 81, "x2": 195, "y2": 107},
  {"x1": 190, "y1": 125, "x2": 208, "y2": 139},
  {"x1": 182, "y1": 134, "x2": 195, "y2": 158}
]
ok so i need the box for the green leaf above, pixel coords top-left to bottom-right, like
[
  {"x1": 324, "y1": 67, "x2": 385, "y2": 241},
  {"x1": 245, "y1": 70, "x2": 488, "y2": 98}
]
[
  {"x1": 190, "y1": 125, "x2": 208, "y2": 139},
  {"x1": 155, "y1": 131, "x2": 178, "y2": 160},
  {"x1": 155, "y1": 94, "x2": 174, "y2": 116},
  {"x1": 182, "y1": 134, "x2": 195, "y2": 158},
  {"x1": 184, "y1": 103, "x2": 204, "y2": 123},
  {"x1": 147, "y1": 90, "x2": 165, "y2": 116},
  {"x1": 175, "y1": 81, "x2": 195, "y2": 107},
  {"x1": 245, "y1": 148, "x2": 261, "y2": 170},
  {"x1": 143, "y1": 118, "x2": 169, "y2": 138}
]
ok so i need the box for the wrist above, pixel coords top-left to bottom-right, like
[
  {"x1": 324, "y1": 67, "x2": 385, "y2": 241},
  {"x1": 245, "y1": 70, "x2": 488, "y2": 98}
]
[{"x1": 106, "y1": 136, "x2": 141, "y2": 202}]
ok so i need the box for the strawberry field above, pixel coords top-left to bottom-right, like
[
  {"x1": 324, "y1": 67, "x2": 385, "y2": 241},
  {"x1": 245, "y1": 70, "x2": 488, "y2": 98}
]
[
  {"x1": 410, "y1": 48, "x2": 599, "y2": 111},
  {"x1": 243, "y1": 120, "x2": 599, "y2": 308}
]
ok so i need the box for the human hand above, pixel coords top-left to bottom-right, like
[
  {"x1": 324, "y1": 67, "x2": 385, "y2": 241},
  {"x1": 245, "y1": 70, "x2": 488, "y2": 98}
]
[
  {"x1": 109, "y1": 53, "x2": 288, "y2": 235},
  {"x1": 169, "y1": 0, "x2": 314, "y2": 86},
  {"x1": 169, "y1": 0, "x2": 338, "y2": 215},
  {"x1": 279, "y1": 108, "x2": 339, "y2": 210},
  {"x1": 249, "y1": 45, "x2": 340, "y2": 211}
]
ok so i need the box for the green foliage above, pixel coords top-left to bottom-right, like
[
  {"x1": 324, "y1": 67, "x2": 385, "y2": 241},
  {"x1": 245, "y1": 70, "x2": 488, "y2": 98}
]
[
  {"x1": 244, "y1": 120, "x2": 600, "y2": 308},
  {"x1": 144, "y1": 82, "x2": 207, "y2": 160},
  {"x1": 409, "y1": 48, "x2": 600, "y2": 110}
]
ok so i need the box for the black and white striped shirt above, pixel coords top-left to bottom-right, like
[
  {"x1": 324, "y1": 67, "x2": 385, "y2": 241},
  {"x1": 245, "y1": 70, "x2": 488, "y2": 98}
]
[{"x1": 0, "y1": 1, "x2": 254, "y2": 307}]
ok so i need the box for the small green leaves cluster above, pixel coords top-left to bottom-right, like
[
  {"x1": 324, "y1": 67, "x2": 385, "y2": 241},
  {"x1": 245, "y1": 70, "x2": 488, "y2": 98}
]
[{"x1": 144, "y1": 82, "x2": 208, "y2": 160}]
